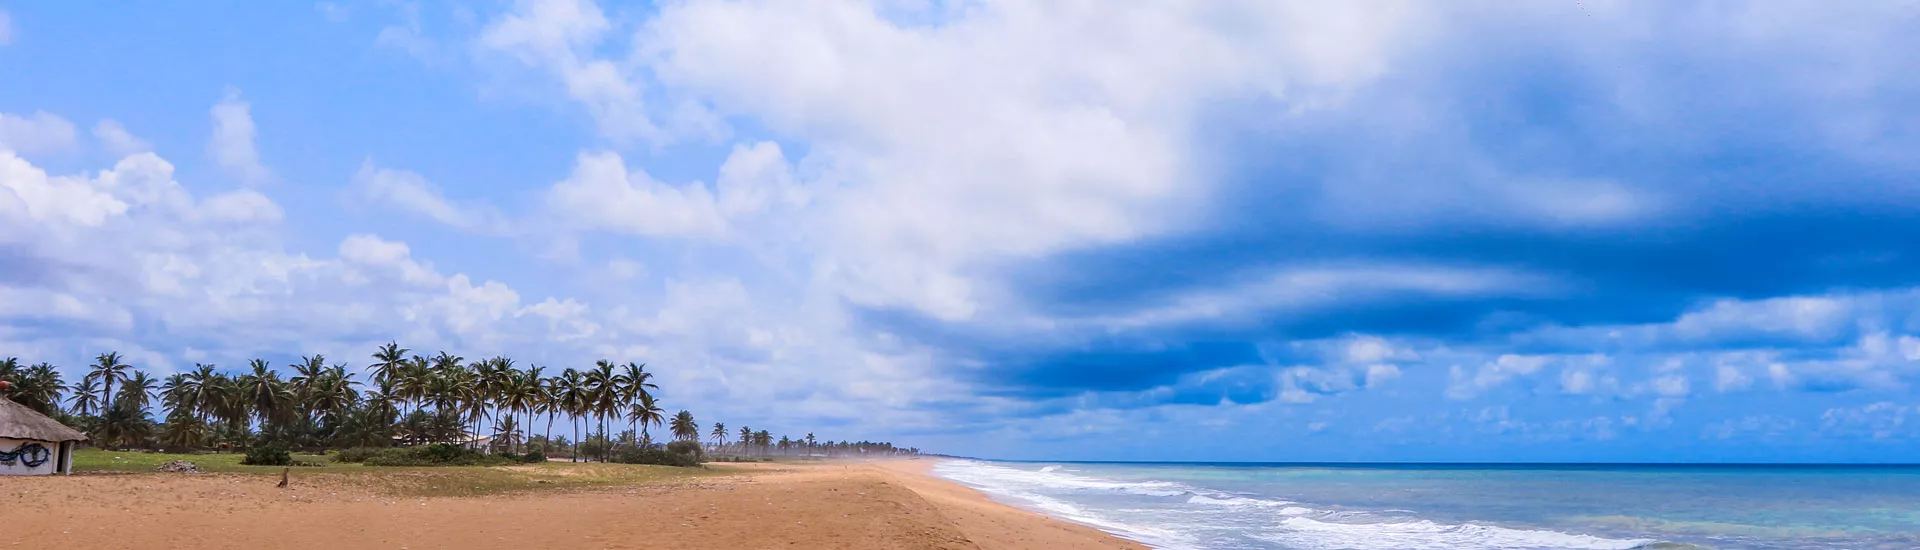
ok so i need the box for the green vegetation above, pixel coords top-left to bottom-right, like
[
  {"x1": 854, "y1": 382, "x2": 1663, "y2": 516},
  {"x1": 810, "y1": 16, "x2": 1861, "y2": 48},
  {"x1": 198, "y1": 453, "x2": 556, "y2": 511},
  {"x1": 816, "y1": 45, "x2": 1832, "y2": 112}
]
[
  {"x1": 70, "y1": 448, "x2": 718, "y2": 497},
  {"x1": 73, "y1": 448, "x2": 346, "y2": 473},
  {"x1": 612, "y1": 445, "x2": 701, "y2": 467},
  {"x1": 241, "y1": 443, "x2": 292, "y2": 466},
  {"x1": 2, "y1": 345, "x2": 922, "y2": 465},
  {"x1": 357, "y1": 443, "x2": 544, "y2": 467}
]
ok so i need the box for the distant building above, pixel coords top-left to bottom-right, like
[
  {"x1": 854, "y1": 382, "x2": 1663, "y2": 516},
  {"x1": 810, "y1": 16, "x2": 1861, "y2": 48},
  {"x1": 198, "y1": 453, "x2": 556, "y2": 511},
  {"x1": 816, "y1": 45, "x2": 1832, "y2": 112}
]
[
  {"x1": 461, "y1": 435, "x2": 494, "y2": 452},
  {"x1": 0, "y1": 395, "x2": 87, "y2": 475}
]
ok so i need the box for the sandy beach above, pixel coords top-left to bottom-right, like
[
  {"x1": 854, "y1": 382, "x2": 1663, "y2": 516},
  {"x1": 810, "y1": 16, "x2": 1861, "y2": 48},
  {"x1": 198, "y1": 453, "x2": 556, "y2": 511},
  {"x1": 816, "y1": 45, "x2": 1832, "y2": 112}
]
[{"x1": 4, "y1": 459, "x2": 1142, "y2": 549}]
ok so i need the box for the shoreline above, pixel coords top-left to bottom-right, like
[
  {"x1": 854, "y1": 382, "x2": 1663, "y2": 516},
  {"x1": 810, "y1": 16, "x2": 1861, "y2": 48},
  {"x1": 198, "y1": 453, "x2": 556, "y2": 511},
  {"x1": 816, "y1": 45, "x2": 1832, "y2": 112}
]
[
  {"x1": 2, "y1": 457, "x2": 1141, "y2": 549},
  {"x1": 871, "y1": 458, "x2": 1150, "y2": 549}
]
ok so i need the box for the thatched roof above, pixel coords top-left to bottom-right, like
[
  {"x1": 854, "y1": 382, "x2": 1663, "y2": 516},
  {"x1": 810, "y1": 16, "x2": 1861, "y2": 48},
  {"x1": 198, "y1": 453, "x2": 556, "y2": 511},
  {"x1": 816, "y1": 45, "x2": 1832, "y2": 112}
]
[{"x1": 0, "y1": 396, "x2": 87, "y2": 442}]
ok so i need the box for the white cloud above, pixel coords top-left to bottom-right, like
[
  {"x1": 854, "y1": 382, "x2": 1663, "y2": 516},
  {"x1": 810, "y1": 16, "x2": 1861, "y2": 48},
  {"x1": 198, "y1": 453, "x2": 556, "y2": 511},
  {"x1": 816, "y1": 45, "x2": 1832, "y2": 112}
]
[
  {"x1": 354, "y1": 160, "x2": 508, "y2": 233},
  {"x1": 477, "y1": 0, "x2": 682, "y2": 143},
  {"x1": 616, "y1": 1, "x2": 1423, "y2": 319},
  {"x1": 607, "y1": 258, "x2": 647, "y2": 281},
  {"x1": 209, "y1": 89, "x2": 272, "y2": 184},
  {"x1": 1, "y1": 151, "x2": 124, "y2": 227},
  {"x1": 316, "y1": 2, "x2": 350, "y2": 22},
  {"x1": 338, "y1": 233, "x2": 443, "y2": 287},
  {"x1": 1447, "y1": 354, "x2": 1556, "y2": 399},
  {"x1": 1703, "y1": 415, "x2": 1798, "y2": 441},
  {"x1": 0, "y1": 111, "x2": 79, "y2": 156},
  {"x1": 545, "y1": 150, "x2": 726, "y2": 236},
  {"x1": 1343, "y1": 334, "x2": 1414, "y2": 364},
  {"x1": 1821, "y1": 402, "x2": 1914, "y2": 439},
  {"x1": 1649, "y1": 375, "x2": 1691, "y2": 397},
  {"x1": 200, "y1": 189, "x2": 284, "y2": 224},
  {"x1": 0, "y1": 10, "x2": 12, "y2": 46},
  {"x1": 1672, "y1": 296, "x2": 1851, "y2": 341},
  {"x1": 1561, "y1": 368, "x2": 1594, "y2": 395},
  {"x1": 715, "y1": 141, "x2": 805, "y2": 217},
  {"x1": 1768, "y1": 363, "x2": 1796, "y2": 389},
  {"x1": 1715, "y1": 364, "x2": 1754, "y2": 392},
  {"x1": 374, "y1": 2, "x2": 438, "y2": 62},
  {"x1": 520, "y1": 297, "x2": 599, "y2": 341},
  {"x1": 1091, "y1": 264, "x2": 1548, "y2": 330},
  {"x1": 93, "y1": 119, "x2": 153, "y2": 156},
  {"x1": 1364, "y1": 364, "x2": 1402, "y2": 386}
]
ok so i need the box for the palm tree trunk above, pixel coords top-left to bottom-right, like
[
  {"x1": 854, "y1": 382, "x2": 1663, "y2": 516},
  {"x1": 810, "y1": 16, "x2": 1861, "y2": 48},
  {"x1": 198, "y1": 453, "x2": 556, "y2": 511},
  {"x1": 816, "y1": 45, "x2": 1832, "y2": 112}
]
[{"x1": 544, "y1": 411, "x2": 555, "y2": 453}]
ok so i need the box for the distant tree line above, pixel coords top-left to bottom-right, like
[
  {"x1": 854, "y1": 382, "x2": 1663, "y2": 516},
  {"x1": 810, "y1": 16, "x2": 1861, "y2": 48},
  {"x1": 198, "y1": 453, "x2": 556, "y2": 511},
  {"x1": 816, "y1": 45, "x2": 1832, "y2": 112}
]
[{"x1": 0, "y1": 347, "x2": 919, "y2": 460}]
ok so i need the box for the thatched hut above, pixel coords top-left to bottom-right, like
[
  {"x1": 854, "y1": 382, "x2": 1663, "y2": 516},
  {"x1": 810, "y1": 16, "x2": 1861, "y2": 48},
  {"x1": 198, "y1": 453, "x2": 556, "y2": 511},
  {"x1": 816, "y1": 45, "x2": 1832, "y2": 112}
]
[{"x1": 1, "y1": 393, "x2": 87, "y2": 475}]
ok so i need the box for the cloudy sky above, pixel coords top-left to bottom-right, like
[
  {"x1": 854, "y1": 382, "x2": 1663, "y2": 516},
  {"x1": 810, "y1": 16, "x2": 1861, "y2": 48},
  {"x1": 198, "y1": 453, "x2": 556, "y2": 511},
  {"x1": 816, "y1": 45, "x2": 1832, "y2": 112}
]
[{"x1": 4, "y1": 1, "x2": 1920, "y2": 462}]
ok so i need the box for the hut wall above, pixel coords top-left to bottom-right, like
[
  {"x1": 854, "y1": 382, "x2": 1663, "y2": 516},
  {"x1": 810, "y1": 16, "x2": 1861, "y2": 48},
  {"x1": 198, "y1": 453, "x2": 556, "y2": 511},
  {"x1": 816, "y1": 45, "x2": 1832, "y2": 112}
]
[{"x1": 1, "y1": 436, "x2": 60, "y2": 475}]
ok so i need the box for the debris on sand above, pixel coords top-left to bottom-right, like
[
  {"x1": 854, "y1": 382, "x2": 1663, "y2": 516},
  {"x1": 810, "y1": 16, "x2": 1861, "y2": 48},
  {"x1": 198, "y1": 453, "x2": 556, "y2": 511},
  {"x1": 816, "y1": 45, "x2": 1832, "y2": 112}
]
[{"x1": 154, "y1": 460, "x2": 202, "y2": 473}]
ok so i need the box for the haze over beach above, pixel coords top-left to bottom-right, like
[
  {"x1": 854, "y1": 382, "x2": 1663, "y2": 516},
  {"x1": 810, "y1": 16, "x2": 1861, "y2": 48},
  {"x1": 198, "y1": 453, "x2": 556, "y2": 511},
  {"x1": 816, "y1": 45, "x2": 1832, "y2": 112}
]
[{"x1": 5, "y1": 1, "x2": 1920, "y2": 549}]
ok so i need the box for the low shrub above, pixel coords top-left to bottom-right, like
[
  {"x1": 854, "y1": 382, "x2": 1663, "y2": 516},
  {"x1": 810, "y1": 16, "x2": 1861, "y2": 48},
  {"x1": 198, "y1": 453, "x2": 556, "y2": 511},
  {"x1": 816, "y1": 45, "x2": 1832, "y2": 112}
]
[
  {"x1": 522, "y1": 449, "x2": 546, "y2": 463},
  {"x1": 241, "y1": 444, "x2": 292, "y2": 466},
  {"x1": 575, "y1": 439, "x2": 611, "y2": 460},
  {"x1": 363, "y1": 444, "x2": 514, "y2": 467},
  {"x1": 610, "y1": 446, "x2": 701, "y2": 467},
  {"x1": 332, "y1": 447, "x2": 384, "y2": 463},
  {"x1": 665, "y1": 440, "x2": 702, "y2": 459}
]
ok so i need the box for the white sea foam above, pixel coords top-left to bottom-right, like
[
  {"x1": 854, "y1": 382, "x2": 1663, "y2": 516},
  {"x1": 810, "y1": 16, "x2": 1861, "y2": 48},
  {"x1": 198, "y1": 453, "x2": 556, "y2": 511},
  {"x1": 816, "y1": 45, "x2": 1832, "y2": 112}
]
[
  {"x1": 1186, "y1": 494, "x2": 1293, "y2": 508},
  {"x1": 1260, "y1": 517, "x2": 1655, "y2": 550},
  {"x1": 934, "y1": 460, "x2": 1193, "y2": 497},
  {"x1": 933, "y1": 459, "x2": 1659, "y2": 550},
  {"x1": 933, "y1": 460, "x2": 1200, "y2": 548}
]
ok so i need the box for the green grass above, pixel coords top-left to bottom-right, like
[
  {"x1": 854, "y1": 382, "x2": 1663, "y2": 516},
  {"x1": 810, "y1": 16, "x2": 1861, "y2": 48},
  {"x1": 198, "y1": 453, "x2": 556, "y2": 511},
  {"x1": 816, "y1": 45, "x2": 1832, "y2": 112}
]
[
  {"x1": 74, "y1": 448, "x2": 356, "y2": 473},
  {"x1": 71, "y1": 448, "x2": 718, "y2": 497}
]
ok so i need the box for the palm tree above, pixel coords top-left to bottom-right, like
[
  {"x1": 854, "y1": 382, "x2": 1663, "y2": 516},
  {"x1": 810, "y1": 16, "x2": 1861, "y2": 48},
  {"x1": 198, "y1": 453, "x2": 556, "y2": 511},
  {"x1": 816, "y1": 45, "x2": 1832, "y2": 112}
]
[
  {"x1": 68, "y1": 378, "x2": 101, "y2": 417},
  {"x1": 805, "y1": 433, "x2": 817, "y2": 455},
  {"x1": 97, "y1": 401, "x2": 152, "y2": 448},
  {"x1": 554, "y1": 369, "x2": 588, "y2": 461},
  {"x1": 369, "y1": 341, "x2": 409, "y2": 386},
  {"x1": 739, "y1": 426, "x2": 754, "y2": 456},
  {"x1": 491, "y1": 414, "x2": 522, "y2": 453},
  {"x1": 86, "y1": 352, "x2": 132, "y2": 414},
  {"x1": 118, "y1": 370, "x2": 158, "y2": 412},
  {"x1": 305, "y1": 365, "x2": 360, "y2": 423},
  {"x1": 498, "y1": 368, "x2": 538, "y2": 453},
  {"x1": 184, "y1": 364, "x2": 219, "y2": 423},
  {"x1": 159, "y1": 411, "x2": 207, "y2": 449},
  {"x1": 586, "y1": 360, "x2": 624, "y2": 460},
  {"x1": 289, "y1": 355, "x2": 328, "y2": 397},
  {"x1": 396, "y1": 356, "x2": 432, "y2": 414},
  {"x1": 710, "y1": 422, "x2": 727, "y2": 454},
  {"x1": 619, "y1": 362, "x2": 657, "y2": 438},
  {"x1": 0, "y1": 360, "x2": 65, "y2": 415},
  {"x1": 521, "y1": 365, "x2": 546, "y2": 447},
  {"x1": 629, "y1": 392, "x2": 666, "y2": 445},
  {"x1": 670, "y1": 410, "x2": 698, "y2": 443},
  {"x1": 241, "y1": 359, "x2": 290, "y2": 429},
  {"x1": 539, "y1": 371, "x2": 564, "y2": 452}
]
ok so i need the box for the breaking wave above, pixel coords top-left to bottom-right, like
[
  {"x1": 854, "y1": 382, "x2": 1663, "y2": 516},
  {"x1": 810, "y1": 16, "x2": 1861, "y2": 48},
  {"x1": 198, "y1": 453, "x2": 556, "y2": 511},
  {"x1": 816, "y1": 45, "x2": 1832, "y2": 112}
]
[{"x1": 933, "y1": 459, "x2": 1665, "y2": 550}]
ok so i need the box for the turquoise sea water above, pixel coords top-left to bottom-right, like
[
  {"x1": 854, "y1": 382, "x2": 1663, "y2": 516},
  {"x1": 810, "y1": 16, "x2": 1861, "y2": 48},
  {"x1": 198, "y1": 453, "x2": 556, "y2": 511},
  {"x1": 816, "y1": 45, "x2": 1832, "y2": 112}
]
[{"x1": 932, "y1": 460, "x2": 1920, "y2": 549}]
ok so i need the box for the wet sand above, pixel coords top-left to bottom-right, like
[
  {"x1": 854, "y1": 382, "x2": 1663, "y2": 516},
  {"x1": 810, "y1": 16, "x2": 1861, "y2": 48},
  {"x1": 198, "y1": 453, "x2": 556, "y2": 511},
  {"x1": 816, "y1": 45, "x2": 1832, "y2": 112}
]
[{"x1": 4, "y1": 459, "x2": 1143, "y2": 549}]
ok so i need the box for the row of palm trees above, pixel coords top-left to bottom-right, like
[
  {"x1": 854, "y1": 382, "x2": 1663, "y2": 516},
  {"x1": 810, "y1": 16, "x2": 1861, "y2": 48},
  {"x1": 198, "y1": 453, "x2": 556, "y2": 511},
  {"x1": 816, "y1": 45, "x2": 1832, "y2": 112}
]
[
  {"x1": 701, "y1": 421, "x2": 914, "y2": 457},
  {"x1": 0, "y1": 348, "x2": 919, "y2": 460}
]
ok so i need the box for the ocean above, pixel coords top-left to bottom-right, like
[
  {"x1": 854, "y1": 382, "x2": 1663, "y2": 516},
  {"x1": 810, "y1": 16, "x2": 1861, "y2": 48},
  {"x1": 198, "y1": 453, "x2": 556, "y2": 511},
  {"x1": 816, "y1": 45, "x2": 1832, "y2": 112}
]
[{"x1": 932, "y1": 460, "x2": 1920, "y2": 550}]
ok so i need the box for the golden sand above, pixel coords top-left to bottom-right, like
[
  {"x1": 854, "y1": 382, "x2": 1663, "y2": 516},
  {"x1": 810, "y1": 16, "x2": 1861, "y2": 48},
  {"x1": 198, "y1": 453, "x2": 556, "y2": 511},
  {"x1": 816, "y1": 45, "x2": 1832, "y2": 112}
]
[{"x1": 4, "y1": 459, "x2": 1142, "y2": 549}]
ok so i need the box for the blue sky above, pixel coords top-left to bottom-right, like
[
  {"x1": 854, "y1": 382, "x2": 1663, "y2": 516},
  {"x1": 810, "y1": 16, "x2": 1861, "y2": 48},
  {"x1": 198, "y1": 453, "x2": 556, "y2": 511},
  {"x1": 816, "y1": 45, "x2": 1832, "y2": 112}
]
[{"x1": 4, "y1": 1, "x2": 1920, "y2": 462}]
